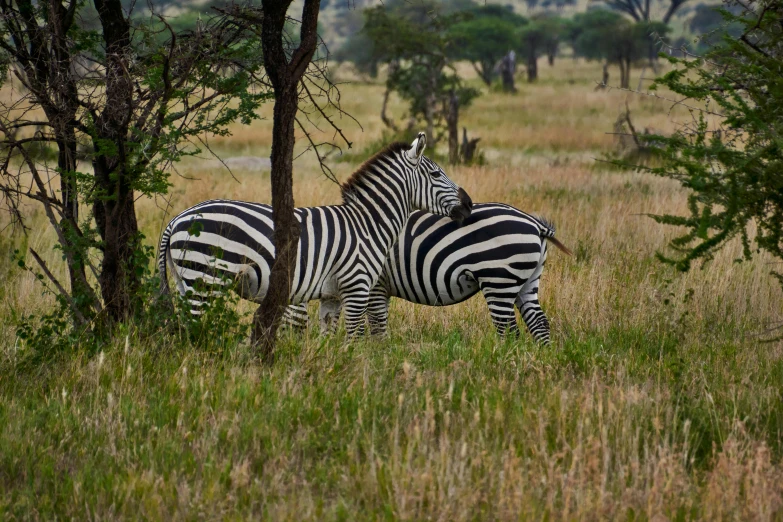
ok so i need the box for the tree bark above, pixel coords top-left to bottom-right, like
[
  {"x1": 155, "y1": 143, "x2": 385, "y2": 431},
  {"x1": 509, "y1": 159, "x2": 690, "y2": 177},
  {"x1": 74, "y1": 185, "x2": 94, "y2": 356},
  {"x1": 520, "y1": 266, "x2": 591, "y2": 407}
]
[
  {"x1": 473, "y1": 61, "x2": 493, "y2": 86},
  {"x1": 526, "y1": 52, "x2": 538, "y2": 82},
  {"x1": 252, "y1": 0, "x2": 320, "y2": 363},
  {"x1": 92, "y1": 0, "x2": 140, "y2": 323},
  {"x1": 380, "y1": 61, "x2": 400, "y2": 132},
  {"x1": 622, "y1": 58, "x2": 631, "y2": 89}
]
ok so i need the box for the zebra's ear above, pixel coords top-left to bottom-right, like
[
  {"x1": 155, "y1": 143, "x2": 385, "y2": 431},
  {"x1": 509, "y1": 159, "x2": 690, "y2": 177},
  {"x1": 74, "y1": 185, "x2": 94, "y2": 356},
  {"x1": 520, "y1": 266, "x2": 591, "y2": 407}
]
[{"x1": 406, "y1": 132, "x2": 427, "y2": 163}]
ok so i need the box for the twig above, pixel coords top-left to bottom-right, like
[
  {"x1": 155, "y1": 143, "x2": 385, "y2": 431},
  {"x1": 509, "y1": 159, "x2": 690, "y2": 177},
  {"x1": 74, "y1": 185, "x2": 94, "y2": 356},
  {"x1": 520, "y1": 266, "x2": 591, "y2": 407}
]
[
  {"x1": 598, "y1": 82, "x2": 726, "y2": 118},
  {"x1": 295, "y1": 116, "x2": 341, "y2": 186}
]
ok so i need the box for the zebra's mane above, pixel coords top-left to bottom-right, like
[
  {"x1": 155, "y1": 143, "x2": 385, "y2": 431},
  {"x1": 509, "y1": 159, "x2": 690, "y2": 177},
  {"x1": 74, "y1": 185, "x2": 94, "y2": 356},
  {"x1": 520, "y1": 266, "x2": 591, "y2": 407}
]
[{"x1": 341, "y1": 141, "x2": 409, "y2": 203}]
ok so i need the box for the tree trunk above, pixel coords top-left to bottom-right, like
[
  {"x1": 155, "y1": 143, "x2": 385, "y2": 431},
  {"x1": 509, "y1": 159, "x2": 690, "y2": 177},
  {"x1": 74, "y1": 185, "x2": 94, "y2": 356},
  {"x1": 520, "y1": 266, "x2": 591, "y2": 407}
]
[
  {"x1": 595, "y1": 62, "x2": 609, "y2": 90},
  {"x1": 622, "y1": 58, "x2": 631, "y2": 89},
  {"x1": 380, "y1": 61, "x2": 400, "y2": 132},
  {"x1": 526, "y1": 52, "x2": 538, "y2": 82},
  {"x1": 424, "y1": 60, "x2": 437, "y2": 143},
  {"x1": 252, "y1": 86, "x2": 301, "y2": 363},
  {"x1": 617, "y1": 60, "x2": 628, "y2": 89},
  {"x1": 473, "y1": 62, "x2": 492, "y2": 86},
  {"x1": 56, "y1": 129, "x2": 95, "y2": 318},
  {"x1": 93, "y1": 0, "x2": 140, "y2": 324},
  {"x1": 500, "y1": 51, "x2": 517, "y2": 93},
  {"x1": 252, "y1": 0, "x2": 320, "y2": 363},
  {"x1": 481, "y1": 66, "x2": 493, "y2": 86},
  {"x1": 447, "y1": 90, "x2": 459, "y2": 165},
  {"x1": 93, "y1": 174, "x2": 140, "y2": 322}
]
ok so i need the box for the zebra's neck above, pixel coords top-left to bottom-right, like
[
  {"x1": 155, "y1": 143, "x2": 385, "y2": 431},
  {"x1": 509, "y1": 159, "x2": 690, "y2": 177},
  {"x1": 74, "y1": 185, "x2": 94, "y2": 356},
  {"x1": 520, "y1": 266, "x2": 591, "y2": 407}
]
[{"x1": 342, "y1": 168, "x2": 412, "y2": 253}]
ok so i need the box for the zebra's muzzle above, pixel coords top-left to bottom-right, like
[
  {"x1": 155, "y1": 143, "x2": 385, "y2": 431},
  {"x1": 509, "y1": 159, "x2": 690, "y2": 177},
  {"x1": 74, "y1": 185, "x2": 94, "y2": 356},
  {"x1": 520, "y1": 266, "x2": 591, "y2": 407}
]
[{"x1": 449, "y1": 188, "x2": 473, "y2": 222}]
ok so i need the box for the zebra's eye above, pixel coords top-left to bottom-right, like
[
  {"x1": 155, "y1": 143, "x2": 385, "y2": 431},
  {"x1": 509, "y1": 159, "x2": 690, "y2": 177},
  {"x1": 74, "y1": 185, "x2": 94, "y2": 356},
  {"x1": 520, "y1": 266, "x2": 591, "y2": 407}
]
[{"x1": 430, "y1": 170, "x2": 442, "y2": 178}]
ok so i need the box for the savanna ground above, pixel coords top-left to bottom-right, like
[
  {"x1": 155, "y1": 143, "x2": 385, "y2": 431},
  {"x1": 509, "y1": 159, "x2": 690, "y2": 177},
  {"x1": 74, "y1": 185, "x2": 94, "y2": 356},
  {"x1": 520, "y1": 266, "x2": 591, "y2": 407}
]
[{"x1": 1, "y1": 59, "x2": 783, "y2": 520}]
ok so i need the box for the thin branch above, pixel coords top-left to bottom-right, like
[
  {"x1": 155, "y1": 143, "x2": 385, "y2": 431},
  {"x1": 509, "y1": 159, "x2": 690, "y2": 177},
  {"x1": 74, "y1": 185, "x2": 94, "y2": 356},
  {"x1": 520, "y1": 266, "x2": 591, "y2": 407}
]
[
  {"x1": 295, "y1": 116, "x2": 341, "y2": 186},
  {"x1": 29, "y1": 248, "x2": 88, "y2": 325},
  {"x1": 597, "y1": 82, "x2": 726, "y2": 118}
]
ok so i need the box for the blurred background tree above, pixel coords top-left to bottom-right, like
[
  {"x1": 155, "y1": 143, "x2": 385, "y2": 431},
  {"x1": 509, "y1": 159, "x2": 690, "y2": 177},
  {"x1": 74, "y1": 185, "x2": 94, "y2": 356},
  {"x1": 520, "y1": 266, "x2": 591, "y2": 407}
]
[
  {"x1": 358, "y1": 1, "x2": 480, "y2": 161},
  {"x1": 568, "y1": 10, "x2": 669, "y2": 87},
  {"x1": 446, "y1": 5, "x2": 527, "y2": 86},
  {"x1": 593, "y1": 0, "x2": 690, "y2": 23}
]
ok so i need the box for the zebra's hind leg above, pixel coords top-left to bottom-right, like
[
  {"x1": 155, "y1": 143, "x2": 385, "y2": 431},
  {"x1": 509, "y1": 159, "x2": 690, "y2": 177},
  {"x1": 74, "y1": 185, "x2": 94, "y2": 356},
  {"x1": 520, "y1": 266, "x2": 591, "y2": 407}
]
[
  {"x1": 319, "y1": 298, "x2": 341, "y2": 335},
  {"x1": 281, "y1": 304, "x2": 309, "y2": 334},
  {"x1": 367, "y1": 285, "x2": 390, "y2": 337},
  {"x1": 181, "y1": 277, "x2": 222, "y2": 317},
  {"x1": 479, "y1": 283, "x2": 521, "y2": 339},
  {"x1": 515, "y1": 291, "x2": 551, "y2": 345}
]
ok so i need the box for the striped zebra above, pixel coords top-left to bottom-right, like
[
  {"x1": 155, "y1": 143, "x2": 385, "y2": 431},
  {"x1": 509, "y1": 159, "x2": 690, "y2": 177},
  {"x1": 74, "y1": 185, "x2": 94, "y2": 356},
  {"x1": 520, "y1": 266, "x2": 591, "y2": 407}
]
[
  {"x1": 287, "y1": 203, "x2": 571, "y2": 343},
  {"x1": 158, "y1": 133, "x2": 473, "y2": 337}
]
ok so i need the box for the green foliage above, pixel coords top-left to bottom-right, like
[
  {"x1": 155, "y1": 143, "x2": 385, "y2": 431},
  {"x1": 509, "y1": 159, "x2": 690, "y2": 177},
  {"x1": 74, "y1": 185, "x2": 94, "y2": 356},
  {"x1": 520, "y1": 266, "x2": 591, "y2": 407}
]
[
  {"x1": 519, "y1": 17, "x2": 557, "y2": 57},
  {"x1": 569, "y1": 9, "x2": 627, "y2": 61},
  {"x1": 446, "y1": 6, "x2": 527, "y2": 85},
  {"x1": 570, "y1": 10, "x2": 669, "y2": 64},
  {"x1": 10, "y1": 238, "x2": 248, "y2": 367},
  {"x1": 643, "y1": 3, "x2": 783, "y2": 292}
]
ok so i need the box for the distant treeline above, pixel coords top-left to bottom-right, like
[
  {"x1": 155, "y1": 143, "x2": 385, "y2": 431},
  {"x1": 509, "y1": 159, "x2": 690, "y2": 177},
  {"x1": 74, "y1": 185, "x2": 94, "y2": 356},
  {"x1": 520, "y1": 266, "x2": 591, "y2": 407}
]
[{"x1": 332, "y1": 0, "x2": 739, "y2": 89}]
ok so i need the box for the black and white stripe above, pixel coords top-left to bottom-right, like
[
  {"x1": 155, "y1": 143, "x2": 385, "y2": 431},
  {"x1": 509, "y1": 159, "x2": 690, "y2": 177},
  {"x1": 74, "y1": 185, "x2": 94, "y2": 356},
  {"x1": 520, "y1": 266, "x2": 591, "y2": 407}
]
[
  {"x1": 158, "y1": 133, "x2": 473, "y2": 338},
  {"x1": 293, "y1": 203, "x2": 570, "y2": 343}
]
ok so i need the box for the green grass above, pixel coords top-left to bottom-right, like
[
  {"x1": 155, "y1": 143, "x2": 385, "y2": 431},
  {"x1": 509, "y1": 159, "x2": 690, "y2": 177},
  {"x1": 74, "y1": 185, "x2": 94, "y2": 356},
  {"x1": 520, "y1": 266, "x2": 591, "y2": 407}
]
[{"x1": 1, "y1": 315, "x2": 781, "y2": 520}]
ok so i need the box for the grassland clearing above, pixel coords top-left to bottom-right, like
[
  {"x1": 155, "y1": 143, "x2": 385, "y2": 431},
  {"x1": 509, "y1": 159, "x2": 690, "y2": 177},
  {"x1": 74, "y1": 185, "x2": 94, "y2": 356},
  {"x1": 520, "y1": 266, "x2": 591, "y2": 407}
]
[{"x1": 1, "y1": 60, "x2": 781, "y2": 520}]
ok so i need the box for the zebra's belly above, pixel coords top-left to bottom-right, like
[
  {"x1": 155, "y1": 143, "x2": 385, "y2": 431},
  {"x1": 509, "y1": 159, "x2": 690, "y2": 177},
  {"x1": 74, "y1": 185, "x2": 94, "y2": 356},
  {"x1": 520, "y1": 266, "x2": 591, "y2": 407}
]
[
  {"x1": 388, "y1": 271, "x2": 480, "y2": 306},
  {"x1": 290, "y1": 273, "x2": 340, "y2": 305}
]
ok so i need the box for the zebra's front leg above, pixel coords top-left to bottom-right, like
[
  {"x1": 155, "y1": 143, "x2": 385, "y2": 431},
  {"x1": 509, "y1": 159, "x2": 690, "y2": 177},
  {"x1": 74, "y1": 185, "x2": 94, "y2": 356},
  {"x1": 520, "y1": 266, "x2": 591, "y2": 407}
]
[
  {"x1": 515, "y1": 292, "x2": 551, "y2": 345},
  {"x1": 480, "y1": 284, "x2": 521, "y2": 339},
  {"x1": 367, "y1": 285, "x2": 390, "y2": 337}
]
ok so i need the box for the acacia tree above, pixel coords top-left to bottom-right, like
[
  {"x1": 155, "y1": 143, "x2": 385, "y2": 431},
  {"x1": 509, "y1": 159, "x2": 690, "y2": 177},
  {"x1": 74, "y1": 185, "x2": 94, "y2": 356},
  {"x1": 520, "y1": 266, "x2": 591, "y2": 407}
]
[
  {"x1": 0, "y1": 0, "x2": 269, "y2": 327},
  {"x1": 642, "y1": 2, "x2": 783, "y2": 311},
  {"x1": 519, "y1": 19, "x2": 555, "y2": 82},
  {"x1": 228, "y1": 0, "x2": 351, "y2": 361},
  {"x1": 362, "y1": 2, "x2": 479, "y2": 158}
]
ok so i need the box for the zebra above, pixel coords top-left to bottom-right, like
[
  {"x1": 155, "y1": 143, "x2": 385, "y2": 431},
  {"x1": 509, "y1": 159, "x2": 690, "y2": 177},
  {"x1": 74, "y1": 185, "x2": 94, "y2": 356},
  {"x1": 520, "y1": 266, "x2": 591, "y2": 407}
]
[
  {"x1": 286, "y1": 203, "x2": 571, "y2": 344},
  {"x1": 157, "y1": 133, "x2": 473, "y2": 338}
]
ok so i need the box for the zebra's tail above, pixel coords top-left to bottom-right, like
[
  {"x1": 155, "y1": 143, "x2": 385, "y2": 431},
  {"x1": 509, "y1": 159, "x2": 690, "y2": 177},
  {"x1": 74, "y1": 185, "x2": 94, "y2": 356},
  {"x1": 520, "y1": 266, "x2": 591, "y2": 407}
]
[
  {"x1": 157, "y1": 221, "x2": 174, "y2": 297},
  {"x1": 534, "y1": 215, "x2": 573, "y2": 256}
]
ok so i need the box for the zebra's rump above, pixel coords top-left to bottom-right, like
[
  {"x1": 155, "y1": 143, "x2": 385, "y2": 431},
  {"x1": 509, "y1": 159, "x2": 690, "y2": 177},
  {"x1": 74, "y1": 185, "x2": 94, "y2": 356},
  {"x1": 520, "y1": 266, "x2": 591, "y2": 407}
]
[{"x1": 383, "y1": 203, "x2": 550, "y2": 306}]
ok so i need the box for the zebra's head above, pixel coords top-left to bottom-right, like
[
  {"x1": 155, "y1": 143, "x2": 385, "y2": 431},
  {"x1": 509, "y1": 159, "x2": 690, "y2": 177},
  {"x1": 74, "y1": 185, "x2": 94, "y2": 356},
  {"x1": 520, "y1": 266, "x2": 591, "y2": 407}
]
[{"x1": 405, "y1": 132, "x2": 473, "y2": 222}]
